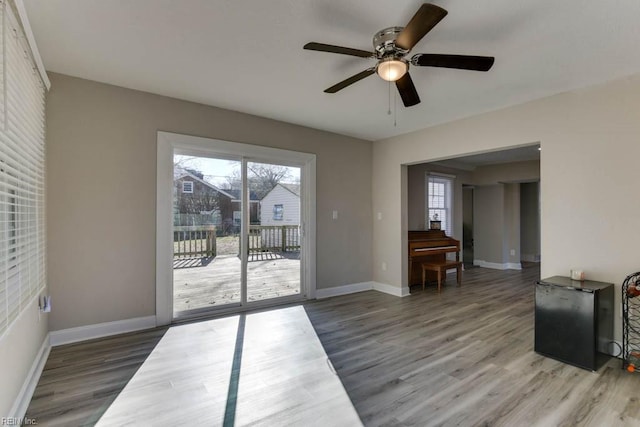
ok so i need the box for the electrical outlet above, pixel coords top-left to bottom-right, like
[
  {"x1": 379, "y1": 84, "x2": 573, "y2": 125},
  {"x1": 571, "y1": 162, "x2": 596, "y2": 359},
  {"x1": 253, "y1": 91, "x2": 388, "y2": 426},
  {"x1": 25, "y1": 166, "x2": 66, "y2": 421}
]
[
  {"x1": 510, "y1": 249, "x2": 515, "y2": 256},
  {"x1": 332, "y1": 210, "x2": 338, "y2": 220},
  {"x1": 382, "y1": 262, "x2": 387, "y2": 271},
  {"x1": 377, "y1": 212, "x2": 382, "y2": 220}
]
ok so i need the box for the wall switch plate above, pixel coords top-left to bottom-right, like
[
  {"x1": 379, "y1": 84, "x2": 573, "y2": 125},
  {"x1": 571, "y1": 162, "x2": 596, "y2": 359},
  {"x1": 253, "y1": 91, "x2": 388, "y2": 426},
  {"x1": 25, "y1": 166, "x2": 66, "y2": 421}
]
[
  {"x1": 382, "y1": 262, "x2": 387, "y2": 271},
  {"x1": 377, "y1": 212, "x2": 382, "y2": 220},
  {"x1": 332, "y1": 210, "x2": 338, "y2": 220}
]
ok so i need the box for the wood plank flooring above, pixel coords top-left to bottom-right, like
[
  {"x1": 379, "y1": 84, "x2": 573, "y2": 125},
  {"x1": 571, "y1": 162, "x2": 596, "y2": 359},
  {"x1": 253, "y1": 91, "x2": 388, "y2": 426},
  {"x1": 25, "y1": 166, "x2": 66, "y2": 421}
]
[{"x1": 26, "y1": 265, "x2": 640, "y2": 426}]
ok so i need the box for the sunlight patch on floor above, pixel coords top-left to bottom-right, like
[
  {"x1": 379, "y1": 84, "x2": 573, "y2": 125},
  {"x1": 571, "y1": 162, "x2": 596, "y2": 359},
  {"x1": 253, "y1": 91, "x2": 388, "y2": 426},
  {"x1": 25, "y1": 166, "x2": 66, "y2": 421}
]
[{"x1": 96, "y1": 306, "x2": 361, "y2": 426}]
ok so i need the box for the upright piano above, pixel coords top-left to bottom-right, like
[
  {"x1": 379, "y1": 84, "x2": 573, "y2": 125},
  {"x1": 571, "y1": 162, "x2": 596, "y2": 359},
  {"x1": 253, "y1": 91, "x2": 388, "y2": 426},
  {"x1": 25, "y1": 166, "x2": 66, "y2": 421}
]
[{"x1": 408, "y1": 230, "x2": 461, "y2": 286}]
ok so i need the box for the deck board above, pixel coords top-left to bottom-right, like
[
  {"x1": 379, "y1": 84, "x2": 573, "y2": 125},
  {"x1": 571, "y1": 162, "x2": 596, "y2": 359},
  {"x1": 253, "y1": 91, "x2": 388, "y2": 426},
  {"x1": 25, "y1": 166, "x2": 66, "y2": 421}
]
[{"x1": 173, "y1": 253, "x2": 300, "y2": 312}]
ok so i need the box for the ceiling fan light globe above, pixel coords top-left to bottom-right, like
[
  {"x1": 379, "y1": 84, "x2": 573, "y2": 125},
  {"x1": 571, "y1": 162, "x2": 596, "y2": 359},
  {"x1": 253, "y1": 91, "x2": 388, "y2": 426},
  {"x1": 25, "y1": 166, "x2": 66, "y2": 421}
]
[{"x1": 377, "y1": 59, "x2": 407, "y2": 82}]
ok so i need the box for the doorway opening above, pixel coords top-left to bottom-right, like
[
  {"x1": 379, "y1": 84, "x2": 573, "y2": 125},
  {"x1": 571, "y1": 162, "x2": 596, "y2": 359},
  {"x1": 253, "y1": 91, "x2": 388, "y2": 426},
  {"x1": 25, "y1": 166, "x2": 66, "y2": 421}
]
[{"x1": 406, "y1": 144, "x2": 540, "y2": 290}]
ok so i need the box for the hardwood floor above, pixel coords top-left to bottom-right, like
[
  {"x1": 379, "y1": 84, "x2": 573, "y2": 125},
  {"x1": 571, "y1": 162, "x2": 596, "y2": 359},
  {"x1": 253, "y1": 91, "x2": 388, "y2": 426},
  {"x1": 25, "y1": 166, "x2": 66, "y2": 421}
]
[{"x1": 26, "y1": 265, "x2": 640, "y2": 426}]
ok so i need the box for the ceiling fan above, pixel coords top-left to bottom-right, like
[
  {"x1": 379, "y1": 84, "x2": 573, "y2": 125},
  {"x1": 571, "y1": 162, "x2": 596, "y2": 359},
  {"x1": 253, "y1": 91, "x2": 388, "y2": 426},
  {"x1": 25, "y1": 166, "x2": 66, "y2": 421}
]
[{"x1": 304, "y1": 3, "x2": 495, "y2": 107}]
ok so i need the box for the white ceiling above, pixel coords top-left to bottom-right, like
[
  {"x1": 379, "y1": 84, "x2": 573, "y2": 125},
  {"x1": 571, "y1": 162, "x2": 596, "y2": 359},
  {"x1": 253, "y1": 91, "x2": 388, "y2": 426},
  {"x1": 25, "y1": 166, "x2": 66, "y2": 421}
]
[{"x1": 24, "y1": 0, "x2": 640, "y2": 141}]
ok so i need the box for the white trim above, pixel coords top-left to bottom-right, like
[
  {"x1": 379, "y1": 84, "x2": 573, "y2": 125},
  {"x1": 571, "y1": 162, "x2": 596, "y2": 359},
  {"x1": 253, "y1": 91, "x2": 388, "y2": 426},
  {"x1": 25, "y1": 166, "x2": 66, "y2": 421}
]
[
  {"x1": 473, "y1": 260, "x2": 522, "y2": 270},
  {"x1": 373, "y1": 281, "x2": 411, "y2": 297},
  {"x1": 428, "y1": 171, "x2": 457, "y2": 179},
  {"x1": 14, "y1": 0, "x2": 50, "y2": 90},
  {"x1": 8, "y1": 332, "x2": 50, "y2": 419},
  {"x1": 316, "y1": 282, "x2": 373, "y2": 299},
  {"x1": 315, "y1": 281, "x2": 410, "y2": 299},
  {"x1": 156, "y1": 137, "x2": 174, "y2": 326},
  {"x1": 49, "y1": 315, "x2": 157, "y2": 347}
]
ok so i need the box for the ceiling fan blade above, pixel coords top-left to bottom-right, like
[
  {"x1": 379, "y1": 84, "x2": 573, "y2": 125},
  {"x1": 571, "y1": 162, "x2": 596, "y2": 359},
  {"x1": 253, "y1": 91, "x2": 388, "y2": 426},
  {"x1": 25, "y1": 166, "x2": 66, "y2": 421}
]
[
  {"x1": 395, "y1": 4, "x2": 448, "y2": 51},
  {"x1": 411, "y1": 54, "x2": 495, "y2": 71},
  {"x1": 395, "y1": 72, "x2": 420, "y2": 107},
  {"x1": 324, "y1": 68, "x2": 376, "y2": 93},
  {"x1": 304, "y1": 42, "x2": 375, "y2": 58}
]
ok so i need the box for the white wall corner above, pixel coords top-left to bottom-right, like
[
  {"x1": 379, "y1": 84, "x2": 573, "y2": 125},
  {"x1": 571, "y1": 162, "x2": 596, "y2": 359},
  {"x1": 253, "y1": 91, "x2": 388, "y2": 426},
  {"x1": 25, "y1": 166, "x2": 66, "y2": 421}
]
[
  {"x1": 473, "y1": 260, "x2": 522, "y2": 270},
  {"x1": 49, "y1": 316, "x2": 157, "y2": 347},
  {"x1": 372, "y1": 281, "x2": 410, "y2": 297},
  {"x1": 8, "y1": 333, "x2": 51, "y2": 420},
  {"x1": 316, "y1": 282, "x2": 373, "y2": 299}
]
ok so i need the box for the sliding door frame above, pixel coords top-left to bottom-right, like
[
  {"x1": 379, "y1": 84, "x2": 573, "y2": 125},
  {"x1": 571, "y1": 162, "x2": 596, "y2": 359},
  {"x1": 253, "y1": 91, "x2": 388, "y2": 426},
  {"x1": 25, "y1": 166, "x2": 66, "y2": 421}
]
[{"x1": 156, "y1": 131, "x2": 316, "y2": 326}]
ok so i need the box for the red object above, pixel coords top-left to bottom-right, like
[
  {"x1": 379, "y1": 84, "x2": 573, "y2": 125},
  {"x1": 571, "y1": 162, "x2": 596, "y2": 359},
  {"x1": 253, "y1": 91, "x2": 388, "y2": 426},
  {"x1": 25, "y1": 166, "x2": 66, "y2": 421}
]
[{"x1": 628, "y1": 285, "x2": 640, "y2": 297}]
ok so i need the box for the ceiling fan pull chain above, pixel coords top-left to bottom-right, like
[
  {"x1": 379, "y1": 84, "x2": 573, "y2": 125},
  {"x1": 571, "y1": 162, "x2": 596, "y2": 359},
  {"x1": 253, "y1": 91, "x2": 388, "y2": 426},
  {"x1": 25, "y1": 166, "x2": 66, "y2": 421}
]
[
  {"x1": 394, "y1": 89, "x2": 397, "y2": 127},
  {"x1": 387, "y1": 79, "x2": 392, "y2": 115}
]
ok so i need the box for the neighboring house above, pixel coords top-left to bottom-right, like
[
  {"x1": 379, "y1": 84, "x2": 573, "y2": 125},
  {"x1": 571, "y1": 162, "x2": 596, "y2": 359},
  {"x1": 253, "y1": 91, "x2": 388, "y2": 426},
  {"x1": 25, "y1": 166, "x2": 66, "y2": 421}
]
[
  {"x1": 174, "y1": 171, "x2": 259, "y2": 231},
  {"x1": 223, "y1": 189, "x2": 261, "y2": 225},
  {"x1": 258, "y1": 183, "x2": 301, "y2": 250},
  {"x1": 260, "y1": 183, "x2": 300, "y2": 226}
]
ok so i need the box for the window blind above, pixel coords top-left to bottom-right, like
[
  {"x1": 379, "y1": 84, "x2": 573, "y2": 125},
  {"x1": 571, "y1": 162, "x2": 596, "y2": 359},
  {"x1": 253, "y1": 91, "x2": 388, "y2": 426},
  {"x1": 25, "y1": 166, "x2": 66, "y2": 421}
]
[{"x1": 0, "y1": 1, "x2": 46, "y2": 336}]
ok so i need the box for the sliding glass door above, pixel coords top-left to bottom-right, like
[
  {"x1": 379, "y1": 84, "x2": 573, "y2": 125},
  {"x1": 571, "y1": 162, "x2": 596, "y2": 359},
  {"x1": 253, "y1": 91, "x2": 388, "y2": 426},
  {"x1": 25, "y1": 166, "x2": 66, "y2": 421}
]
[
  {"x1": 172, "y1": 154, "x2": 242, "y2": 313},
  {"x1": 247, "y1": 161, "x2": 301, "y2": 303},
  {"x1": 160, "y1": 135, "x2": 313, "y2": 321}
]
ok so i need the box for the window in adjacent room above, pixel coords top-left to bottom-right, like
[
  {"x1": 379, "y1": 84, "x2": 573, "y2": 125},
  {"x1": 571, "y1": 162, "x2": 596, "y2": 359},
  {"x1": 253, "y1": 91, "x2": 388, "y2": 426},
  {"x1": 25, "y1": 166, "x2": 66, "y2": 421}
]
[
  {"x1": 426, "y1": 174, "x2": 454, "y2": 236},
  {"x1": 273, "y1": 204, "x2": 283, "y2": 220},
  {"x1": 182, "y1": 181, "x2": 194, "y2": 193}
]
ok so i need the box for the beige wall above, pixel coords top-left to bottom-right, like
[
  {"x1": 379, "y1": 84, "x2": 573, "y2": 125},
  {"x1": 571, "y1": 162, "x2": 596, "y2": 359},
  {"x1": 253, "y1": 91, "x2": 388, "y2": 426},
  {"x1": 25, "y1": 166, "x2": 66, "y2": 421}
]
[
  {"x1": 473, "y1": 160, "x2": 540, "y2": 186},
  {"x1": 373, "y1": 72, "x2": 640, "y2": 342},
  {"x1": 520, "y1": 182, "x2": 541, "y2": 261},
  {"x1": 46, "y1": 73, "x2": 372, "y2": 331},
  {"x1": 504, "y1": 183, "x2": 521, "y2": 265},
  {"x1": 0, "y1": 299, "x2": 48, "y2": 416},
  {"x1": 473, "y1": 185, "x2": 505, "y2": 264}
]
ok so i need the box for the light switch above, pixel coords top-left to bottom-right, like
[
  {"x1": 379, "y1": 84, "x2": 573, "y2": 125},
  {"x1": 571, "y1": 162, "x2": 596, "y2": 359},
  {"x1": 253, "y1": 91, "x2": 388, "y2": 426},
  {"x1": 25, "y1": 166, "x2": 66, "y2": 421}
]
[{"x1": 332, "y1": 210, "x2": 338, "y2": 220}]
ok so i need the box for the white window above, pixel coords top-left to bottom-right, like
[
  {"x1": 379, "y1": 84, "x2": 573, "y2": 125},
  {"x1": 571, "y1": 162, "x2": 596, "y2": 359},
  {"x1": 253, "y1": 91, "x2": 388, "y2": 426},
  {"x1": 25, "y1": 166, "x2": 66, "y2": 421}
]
[
  {"x1": 426, "y1": 174, "x2": 454, "y2": 236},
  {"x1": 273, "y1": 204, "x2": 283, "y2": 220},
  {"x1": 0, "y1": 3, "x2": 47, "y2": 336},
  {"x1": 182, "y1": 181, "x2": 194, "y2": 193}
]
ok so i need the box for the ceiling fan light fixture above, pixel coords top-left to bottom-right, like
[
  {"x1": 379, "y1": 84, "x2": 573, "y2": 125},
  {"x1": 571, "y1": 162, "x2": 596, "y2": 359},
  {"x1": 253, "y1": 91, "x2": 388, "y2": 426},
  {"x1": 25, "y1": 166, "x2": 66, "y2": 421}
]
[{"x1": 377, "y1": 59, "x2": 407, "y2": 82}]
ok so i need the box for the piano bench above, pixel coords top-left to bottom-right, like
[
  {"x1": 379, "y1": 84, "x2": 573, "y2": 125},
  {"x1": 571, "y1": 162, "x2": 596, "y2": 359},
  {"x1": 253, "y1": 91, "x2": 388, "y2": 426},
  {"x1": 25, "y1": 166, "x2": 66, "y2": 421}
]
[{"x1": 421, "y1": 261, "x2": 462, "y2": 292}]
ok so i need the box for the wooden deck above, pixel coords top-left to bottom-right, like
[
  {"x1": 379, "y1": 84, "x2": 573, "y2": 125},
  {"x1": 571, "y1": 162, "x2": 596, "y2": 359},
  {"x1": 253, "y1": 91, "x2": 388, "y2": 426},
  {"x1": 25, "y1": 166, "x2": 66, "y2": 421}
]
[{"x1": 173, "y1": 252, "x2": 300, "y2": 313}]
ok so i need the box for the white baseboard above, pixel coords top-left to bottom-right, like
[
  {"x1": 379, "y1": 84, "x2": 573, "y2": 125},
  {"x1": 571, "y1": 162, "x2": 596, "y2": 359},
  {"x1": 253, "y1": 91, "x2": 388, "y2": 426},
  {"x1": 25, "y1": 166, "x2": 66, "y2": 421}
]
[
  {"x1": 316, "y1": 281, "x2": 410, "y2": 299},
  {"x1": 316, "y1": 282, "x2": 373, "y2": 299},
  {"x1": 372, "y1": 281, "x2": 410, "y2": 297},
  {"x1": 9, "y1": 332, "x2": 51, "y2": 419},
  {"x1": 521, "y1": 254, "x2": 541, "y2": 262},
  {"x1": 50, "y1": 315, "x2": 157, "y2": 347},
  {"x1": 473, "y1": 260, "x2": 522, "y2": 270}
]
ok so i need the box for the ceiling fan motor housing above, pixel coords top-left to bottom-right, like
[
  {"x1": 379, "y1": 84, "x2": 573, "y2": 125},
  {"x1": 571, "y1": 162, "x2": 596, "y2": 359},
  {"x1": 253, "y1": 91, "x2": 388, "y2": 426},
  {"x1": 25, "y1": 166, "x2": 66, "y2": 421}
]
[{"x1": 373, "y1": 26, "x2": 409, "y2": 58}]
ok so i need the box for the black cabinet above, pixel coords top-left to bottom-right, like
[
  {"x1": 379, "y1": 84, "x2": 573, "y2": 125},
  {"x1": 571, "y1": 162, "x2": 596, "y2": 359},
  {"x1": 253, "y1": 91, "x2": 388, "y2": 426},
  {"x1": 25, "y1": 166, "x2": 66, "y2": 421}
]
[{"x1": 535, "y1": 276, "x2": 614, "y2": 371}]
